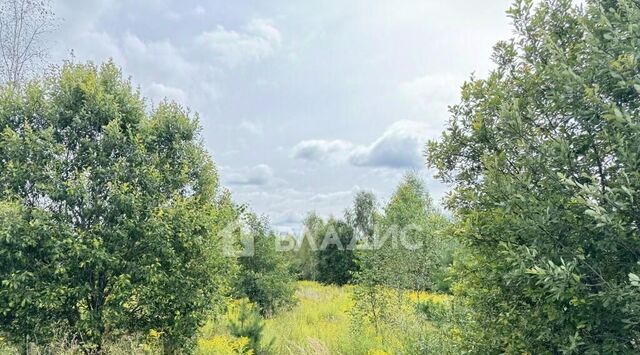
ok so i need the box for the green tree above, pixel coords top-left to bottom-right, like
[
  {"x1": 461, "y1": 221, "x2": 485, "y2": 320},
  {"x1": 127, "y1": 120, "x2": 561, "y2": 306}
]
[
  {"x1": 227, "y1": 299, "x2": 272, "y2": 354},
  {"x1": 290, "y1": 212, "x2": 324, "y2": 281},
  {"x1": 354, "y1": 173, "x2": 452, "y2": 292},
  {"x1": 345, "y1": 191, "x2": 377, "y2": 243},
  {"x1": 234, "y1": 213, "x2": 296, "y2": 317},
  {"x1": 0, "y1": 61, "x2": 233, "y2": 352},
  {"x1": 427, "y1": 0, "x2": 640, "y2": 352},
  {"x1": 292, "y1": 194, "x2": 374, "y2": 286},
  {"x1": 379, "y1": 173, "x2": 451, "y2": 291},
  {"x1": 316, "y1": 218, "x2": 358, "y2": 285},
  {"x1": 351, "y1": 174, "x2": 453, "y2": 341}
]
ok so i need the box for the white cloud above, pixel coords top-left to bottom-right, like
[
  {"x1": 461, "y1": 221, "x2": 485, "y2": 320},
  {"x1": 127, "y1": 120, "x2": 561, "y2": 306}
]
[
  {"x1": 49, "y1": 0, "x2": 511, "y2": 231},
  {"x1": 292, "y1": 120, "x2": 438, "y2": 169},
  {"x1": 122, "y1": 33, "x2": 197, "y2": 84},
  {"x1": 225, "y1": 164, "x2": 275, "y2": 186},
  {"x1": 64, "y1": 31, "x2": 225, "y2": 110},
  {"x1": 400, "y1": 74, "x2": 458, "y2": 105},
  {"x1": 54, "y1": 0, "x2": 117, "y2": 35},
  {"x1": 195, "y1": 19, "x2": 281, "y2": 67},
  {"x1": 66, "y1": 31, "x2": 124, "y2": 64},
  {"x1": 193, "y1": 5, "x2": 206, "y2": 16},
  {"x1": 349, "y1": 120, "x2": 435, "y2": 169},
  {"x1": 246, "y1": 19, "x2": 282, "y2": 45},
  {"x1": 273, "y1": 210, "x2": 305, "y2": 226},
  {"x1": 291, "y1": 139, "x2": 354, "y2": 162}
]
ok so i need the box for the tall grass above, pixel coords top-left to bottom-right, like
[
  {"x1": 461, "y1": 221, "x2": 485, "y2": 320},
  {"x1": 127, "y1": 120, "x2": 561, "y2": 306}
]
[
  {"x1": 262, "y1": 281, "x2": 379, "y2": 354},
  {"x1": 260, "y1": 281, "x2": 448, "y2": 355}
]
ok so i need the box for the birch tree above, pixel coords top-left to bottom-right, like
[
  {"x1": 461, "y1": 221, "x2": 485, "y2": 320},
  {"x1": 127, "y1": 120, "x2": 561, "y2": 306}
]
[{"x1": 0, "y1": 0, "x2": 55, "y2": 86}]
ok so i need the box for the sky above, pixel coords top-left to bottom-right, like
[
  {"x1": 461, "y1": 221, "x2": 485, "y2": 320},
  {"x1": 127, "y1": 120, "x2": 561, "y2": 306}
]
[{"x1": 49, "y1": 0, "x2": 513, "y2": 232}]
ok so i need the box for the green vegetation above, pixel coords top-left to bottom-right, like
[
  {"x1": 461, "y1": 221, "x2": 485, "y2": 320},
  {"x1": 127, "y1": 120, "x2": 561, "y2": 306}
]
[
  {"x1": 0, "y1": 62, "x2": 234, "y2": 352},
  {"x1": 2, "y1": 0, "x2": 640, "y2": 354},
  {"x1": 0, "y1": 62, "x2": 295, "y2": 353},
  {"x1": 427, "y1": 0, "x2": 640, "y2": 352},
  {"x1": 233, "y1": 213, "x2": 296, "y2": 317},
  {"x1": 201, "y1": 281, "x2": 451, "y2": 355}
]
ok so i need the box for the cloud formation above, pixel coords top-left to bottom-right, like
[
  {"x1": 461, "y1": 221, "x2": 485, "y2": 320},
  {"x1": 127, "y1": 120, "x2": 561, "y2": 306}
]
[
  {"x1": 50, "y1": 0, "x2": 511, "y2": 230},
  {"x1": 195, "y1": 19, "x2": 281, "y2": 67},
  {"x1": 349, "y1": 120, "x2": 433, "y2": 168},
  {"x1": 239, "y1": 120, "x2": 263, "y2": 135},
  {"x1": 225, "y1": 164, "x2": 275, "y2": 186},
  {"x1": 399, "y1": 74, "x2": 459, "y2": 109},
  {"x1": 291, "y1": 139, "x2": 353, "y2": 163},
  {"x1": 272, "y1": 210, "x2": 305, "y2": 227},
  {"x1": 57, "y1": 17, "x2": 281, "y2": 113},
  {"x1": 147, "y1": 82, "x2": 187, "y2": 103},
  {"x1": 292, "y1": 120, "x2": 436, "y2": 169}
]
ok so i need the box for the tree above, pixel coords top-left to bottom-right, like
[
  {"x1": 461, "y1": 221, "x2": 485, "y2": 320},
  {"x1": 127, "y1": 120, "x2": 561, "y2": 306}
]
[
  {"x1": 345, "y1": 191, "x2": 377, "y2": 243},
  {"x1": 385, "y1": 174, "x2": 451, "y2": 291},
  {"x1": 355, "y1": 173, "x2": 452, "y2": 292},
  {"x1": 0, "y1": 61, "x2": 233, "y2": 352},
  {"x1": 427, "y1": 0, "x2": 640, "y2": 352},
  {"x1": 227, "y1": 299, "x2": 272, "y2": 354},
  {"x1": 234, "y1": 213, "x2": 296, "y2": 317},
  {"x1": 350, "y1": 174, "x2": 453, "y2": 341},
  {"x1": 0, "y1": 0, "x2": 56, "y2": 86},
  {"x1": 290, "y1": 212, "x2": 324, "y2": 281},
  {"x1": 292, "y1": 208, "x2": 360, "y2": 286},
  {"x1": 316, "y1": 218, "x2": 358, "y2": 285}
]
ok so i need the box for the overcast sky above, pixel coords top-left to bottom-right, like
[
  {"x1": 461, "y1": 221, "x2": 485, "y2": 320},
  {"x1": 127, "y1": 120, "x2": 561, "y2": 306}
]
[{"x1": 50, "y1": 0, "x2": 513, "y2": 232}]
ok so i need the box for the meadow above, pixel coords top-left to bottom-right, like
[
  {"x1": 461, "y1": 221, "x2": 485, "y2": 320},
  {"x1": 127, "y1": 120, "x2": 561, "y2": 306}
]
[{"x1": 197, "y1": 281, "x2": 450, "y2": 355}]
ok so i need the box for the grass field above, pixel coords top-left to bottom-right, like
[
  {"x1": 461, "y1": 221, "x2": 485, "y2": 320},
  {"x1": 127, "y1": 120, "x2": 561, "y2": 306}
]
[
  {"x1": 197, "y1": 281, "x2": 451, "y2": 354},
  {"x1": 262, "y1": 281, "x2": 380, "y2": 354}
]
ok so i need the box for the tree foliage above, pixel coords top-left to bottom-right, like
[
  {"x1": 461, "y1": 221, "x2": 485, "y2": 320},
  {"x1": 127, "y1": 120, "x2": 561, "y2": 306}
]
[
  {"x1": 234, "y1": 213, "x2": 296, "y2": 317},
  {"x1": 227, "y1": 299, "x2": 272, "y2": 354},
  {"x1": 0, "y1": 61, "x2": 233, "y2": 352},
  {"x1": 290, "y1": 212, "x2": 323, "y2": 281},
  {"x1": 354, "y1": 173, "x2": 453, "y2": 292},
  {"x1": 427, "y1": 0, "x2": 640, "y2": 352},
  {"x1": 316, "y1": 218, "x2": 358, "y2": 286},
  {"x1": 292, "y1": 210, "x2": 360, "y2": 286}
]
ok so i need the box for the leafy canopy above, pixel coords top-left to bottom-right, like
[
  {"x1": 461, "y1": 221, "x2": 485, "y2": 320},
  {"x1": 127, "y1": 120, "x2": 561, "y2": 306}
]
[
  {"x1": 427, "y1": 0, "x2": 640, "y2": 353},
  {"x1": 0, "y1": 61, "x2": 233, "y2": 352}
]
